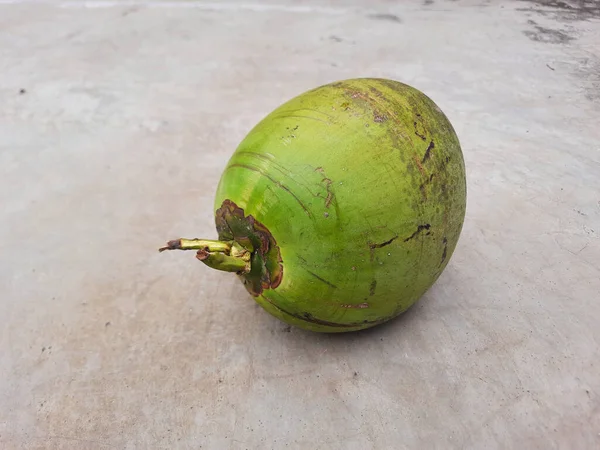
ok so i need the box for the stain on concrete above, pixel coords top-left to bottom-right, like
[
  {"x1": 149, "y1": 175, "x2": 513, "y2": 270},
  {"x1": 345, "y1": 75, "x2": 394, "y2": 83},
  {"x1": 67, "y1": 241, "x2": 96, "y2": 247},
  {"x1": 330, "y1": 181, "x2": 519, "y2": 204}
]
[
  {"x1": 518, "y1": 0, "x2": 600, "y2": 21},
  {"x1": 575, "y1": 57, "x2": 600, "y2": 102},
  {"x1": 522, "y1": 22, "x2": 576, "y2": 44},
  {"x1": 519, "y1": 4, "x2": 600, "y2": 102},
  {"x1": 367, "y1": 13, "x2": 402, "y2": 23}
]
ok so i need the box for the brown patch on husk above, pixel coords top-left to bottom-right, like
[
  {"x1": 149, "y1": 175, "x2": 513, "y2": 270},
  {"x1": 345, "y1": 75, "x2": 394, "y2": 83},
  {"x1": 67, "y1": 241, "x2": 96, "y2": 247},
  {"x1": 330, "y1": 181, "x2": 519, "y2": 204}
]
[{"x1": 215, "y1": 200, "x2": 283, "y2": 296}]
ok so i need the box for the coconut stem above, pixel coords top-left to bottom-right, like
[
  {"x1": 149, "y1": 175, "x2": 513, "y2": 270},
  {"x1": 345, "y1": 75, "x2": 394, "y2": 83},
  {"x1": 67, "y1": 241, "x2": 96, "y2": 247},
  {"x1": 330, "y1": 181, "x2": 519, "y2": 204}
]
[
  {"x1": 159, "y1": 238, "x2": 230, "y2": 253},
  {"x1": 159, "y1": 238, "x2": 251, "y2": 274}
]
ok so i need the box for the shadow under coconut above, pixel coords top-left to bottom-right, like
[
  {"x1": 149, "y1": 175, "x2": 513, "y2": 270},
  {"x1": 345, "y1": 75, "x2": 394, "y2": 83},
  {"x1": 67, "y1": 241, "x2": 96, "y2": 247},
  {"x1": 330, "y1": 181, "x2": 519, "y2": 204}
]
[
  {"x1": 208, "y1": 277, "x2": 460, "y2": 385},
  {"x1": 221, "y1": 273, "x2": 453, "y2": 358}
]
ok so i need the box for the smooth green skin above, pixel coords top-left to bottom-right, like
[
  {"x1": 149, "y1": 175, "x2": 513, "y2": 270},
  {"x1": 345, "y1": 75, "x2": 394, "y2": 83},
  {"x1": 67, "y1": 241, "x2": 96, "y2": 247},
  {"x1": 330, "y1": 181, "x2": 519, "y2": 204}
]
[{"x1": 213, "y1": 78, "x2": 466, "y2": 332}]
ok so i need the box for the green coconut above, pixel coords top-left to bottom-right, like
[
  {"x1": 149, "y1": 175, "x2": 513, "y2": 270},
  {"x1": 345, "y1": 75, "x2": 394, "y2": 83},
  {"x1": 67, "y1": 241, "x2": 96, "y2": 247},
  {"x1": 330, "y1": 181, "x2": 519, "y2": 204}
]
[{"x1": 160, "y1": 78, "x2": 466, "y2": 332}]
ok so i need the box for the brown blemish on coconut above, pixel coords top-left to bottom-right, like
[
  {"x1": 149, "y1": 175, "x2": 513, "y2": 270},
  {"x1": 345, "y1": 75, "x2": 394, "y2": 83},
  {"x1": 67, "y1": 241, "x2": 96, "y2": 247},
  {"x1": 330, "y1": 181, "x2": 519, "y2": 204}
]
[
  {"x1": 373, "y1": 110, "x2": 388, "y2": 123},
  {"x1": 341, "y1": 302, "x2": 370, "y2": 309},
  {"x1": 440, "y1": 237, "x2": 448, "y2": 266},
  {"x1": 369, "y1": 279, "x2": 377, "y2": 296},
  {"x1": 422, "y1": 140, "x2": 435, "y2": 163},
  {"x1": 404, "y1": 224, "x2": 431, "y2": 242},
  {"x1": 314, "y1": 167, "x2": 334, "y2": 208},
  {"x1": 368, "y1": 235, "x2": 399, "y2": 262},
  {"x1": 215, "y1": 200, "x2": 283, "y2": 296}
]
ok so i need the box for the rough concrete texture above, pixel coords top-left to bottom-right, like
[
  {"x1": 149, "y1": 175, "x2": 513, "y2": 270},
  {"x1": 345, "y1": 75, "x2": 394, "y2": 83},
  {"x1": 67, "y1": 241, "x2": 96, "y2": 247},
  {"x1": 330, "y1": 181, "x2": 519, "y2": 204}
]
[{"x1": 1, "y1": 0, "x2": 599, "y2": 448}]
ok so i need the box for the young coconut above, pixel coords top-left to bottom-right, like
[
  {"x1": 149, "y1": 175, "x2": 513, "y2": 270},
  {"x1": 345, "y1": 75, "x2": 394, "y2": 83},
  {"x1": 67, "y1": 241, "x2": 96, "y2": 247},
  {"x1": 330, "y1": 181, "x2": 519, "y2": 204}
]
[{"x1": 160, "y1": 78, "x2": 466, "y2": 332}]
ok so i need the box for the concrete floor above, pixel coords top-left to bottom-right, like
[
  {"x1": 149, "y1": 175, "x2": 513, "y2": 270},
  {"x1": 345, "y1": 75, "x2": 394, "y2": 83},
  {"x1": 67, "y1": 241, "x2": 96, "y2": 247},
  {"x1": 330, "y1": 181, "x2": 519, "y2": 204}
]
[{"x1": 1, "y1": 0, "x2": 599, "y2": 448}]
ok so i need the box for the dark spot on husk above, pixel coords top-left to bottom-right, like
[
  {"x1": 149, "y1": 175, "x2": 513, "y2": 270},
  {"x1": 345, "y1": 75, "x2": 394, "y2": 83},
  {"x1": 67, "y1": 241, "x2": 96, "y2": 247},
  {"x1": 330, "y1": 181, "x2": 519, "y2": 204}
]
[
  {"x1": 215, "y1": 200, "x2": 283, "y2": 296},
  {"x1": 422, "y1": 140, "x2": 435, "y2": 163},
  {"x1": 440, "y1": 237, "x2": 448, "y2": 266},
  {"x1": 369, "y1": 87, "x2": 385, "y2": 98},
  {"x1": 368, "y1": 235, "x2": 399, "y2": 249},
  {"x1": 404, "y1": 224, "x2": 431, "y2": 242},
  {"x1": 19, "y1": 88, "x2": 26, "y2": 95},
  {"x1": 373, "y1": 110, "x2": 388, "y2": 123},
  {"x1": 368, "y1": 235, "x2": 399, "y2": 261},
  {"x1": 369, "y1": 280, "x2": 377, "y2": 296},
  {"x1": 414, "y1": 118, "x2": 427, "y2": 141},
  {"x1": 367, "y1": 13, "x2": 402, "y2": 23},
  {"x1": 419, "y1": 173, "x2": 436, "y2": 200}
]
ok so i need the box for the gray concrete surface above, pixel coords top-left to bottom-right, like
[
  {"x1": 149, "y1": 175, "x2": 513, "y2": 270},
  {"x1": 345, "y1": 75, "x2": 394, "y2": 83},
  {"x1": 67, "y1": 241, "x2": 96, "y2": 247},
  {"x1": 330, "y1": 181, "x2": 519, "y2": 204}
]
[{"x1": 1, "y1": 0, "x2": 599, "y2": 448}]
